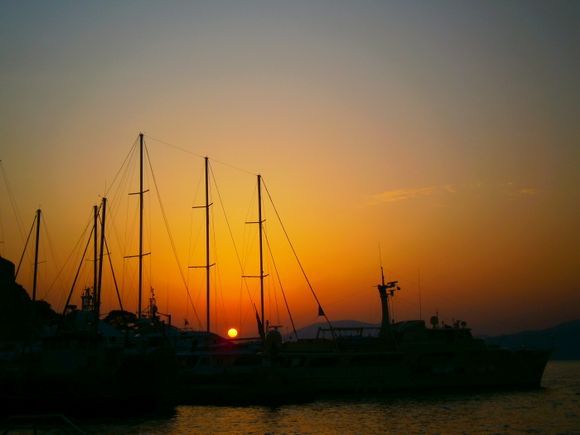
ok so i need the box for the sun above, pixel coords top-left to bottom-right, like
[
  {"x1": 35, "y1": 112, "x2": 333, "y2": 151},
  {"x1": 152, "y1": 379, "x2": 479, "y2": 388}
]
[{"x1": 227, "y1": 328, "x2": 238, "y2": 338}]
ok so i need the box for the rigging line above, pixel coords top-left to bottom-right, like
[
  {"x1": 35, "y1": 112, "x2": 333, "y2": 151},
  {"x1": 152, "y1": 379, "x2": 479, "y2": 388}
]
[
  {"x1": 144, "y1": 134, "x2": 205, "y2": 159},
  {"x1": 40, "y1": 212, "x2": 61, "y2": 300},
  {"x1": 418, "y1": 269, "x2": 422, "y2": 321},
  {"x1": 144, "y1": 144, "x2": 202, "y2": 328},
  {"x1": 45, "y1": 210, "x2": 92, "y2": 301},
  {"x1": 0, "y1": 160, "x2": 26, "y2": 242},
  {"x1": 264, "y1": 230, "x2": 298, "y2": 338},
  {"x1": 272, "y1": 271, "x2": 281, "y2": 326},
  {"x1": 240, "y1": 183, "x2": 258, "y2": 275},
  {"x1": 209, "y1": 164, "x2": 256, "y2": 307},
  {"x1": 261, "y1": 232, "x2": 280, "y2": 325},
  {"x1": 62, "y1": 225, "x2": 94, "y2": 314},
  {"x1": 146, "y1": 166, "x2": 153, "y2": 298},
  {"x1": 0, "y1": 201, "x2": 5, "y2": 255},
  {"x1": 261, "y1": 179, "x2": 335, "y2": 332},
  {"x1": 123, "y1": 198, "x2": 140, "y2": 261},
  {"x1": 186, "y1": 222, "x2": 205, "y2": 314},
  {"x1": 238, "y1": 281, "x2": 243, "y2": 329},
  {"x1": 101, "y1": 216, "x2": 124, "y2": 311},
  {"x1": 108, "y1": 141, "x2": 137, "y2": 212},
  {"x1": 210, "y1": 207, "x2": 221, "y2": 331},
  {"x1": 103, "y1": 137, "x2": 139, "y2": 198},
  {"x1": 208, "y1": 157, "x2": 257, "y2": 177},
  {"x1": 15, "y1": 213, "x2": 36, "y2": 280},
  {"x1": 186, "y1": 171, "x2": 204, "y2": 315},
  {"x1": 145, "y1": 134, "x2": 257, "y2": 177},
  {"x1": 209, "y1": 197, "x2": 217, "y2": 328},
  {"x1": 108, "y1": 144, "x2": 140, "y2": 297},
  {"x1": 105, "y1": 146, "x2": 138, "y2": 270},
  {"x1": 187, "y1": 166, "x2": 204, "y2": 278}
]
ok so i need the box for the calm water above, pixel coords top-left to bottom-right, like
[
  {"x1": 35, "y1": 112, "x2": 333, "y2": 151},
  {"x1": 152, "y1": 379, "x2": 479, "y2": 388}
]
[{"x1": 60, "y1": 361, "x2": 580, "y2": 433}]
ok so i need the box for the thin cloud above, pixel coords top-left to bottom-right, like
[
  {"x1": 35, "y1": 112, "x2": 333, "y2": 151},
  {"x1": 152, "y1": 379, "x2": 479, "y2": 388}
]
[
  {"x1": 516, "y1": 187, "x2": 538, "y2": 196},
  {"x1": 368, "y1": 184, "x2": 455, "y2": 205},
  {"x1": 502, "y1": 182, "x2": 539, "y2": 197},
  {"x1": 368, "y1": 182, "x2": 539, "y2": 206}
]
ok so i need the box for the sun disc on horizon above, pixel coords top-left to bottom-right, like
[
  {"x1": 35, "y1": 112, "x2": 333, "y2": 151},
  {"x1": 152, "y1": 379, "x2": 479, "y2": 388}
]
[{"x1": 227, "y1": 328, "x2": 238, "y2": 338}]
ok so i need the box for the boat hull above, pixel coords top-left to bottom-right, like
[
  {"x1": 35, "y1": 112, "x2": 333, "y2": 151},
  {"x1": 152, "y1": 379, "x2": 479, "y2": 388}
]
[{"x1": 176, "y1": 346, "x2": 550, "y2": 404}]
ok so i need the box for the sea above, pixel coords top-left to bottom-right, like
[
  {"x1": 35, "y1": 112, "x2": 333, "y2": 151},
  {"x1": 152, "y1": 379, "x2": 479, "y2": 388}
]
[{"x1": 12, "y1": 361, "x2": 580, "y2": 434}]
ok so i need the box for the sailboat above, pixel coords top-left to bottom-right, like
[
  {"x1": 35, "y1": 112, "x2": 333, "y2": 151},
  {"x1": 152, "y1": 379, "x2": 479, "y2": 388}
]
[{"x1": 0, "y1": 165, "x2": 178, "y2": 416}]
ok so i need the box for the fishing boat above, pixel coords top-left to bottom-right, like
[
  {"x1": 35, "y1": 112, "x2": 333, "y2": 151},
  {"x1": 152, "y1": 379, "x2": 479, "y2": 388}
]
[{"x1": 174, "y1": 267, "x2": 550, "y2": 404}]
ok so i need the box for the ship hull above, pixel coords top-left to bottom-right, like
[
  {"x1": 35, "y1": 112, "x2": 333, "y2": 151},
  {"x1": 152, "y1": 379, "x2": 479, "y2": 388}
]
[{"x1": 176, "y1": 346, "x2": 550, "y2": 404}]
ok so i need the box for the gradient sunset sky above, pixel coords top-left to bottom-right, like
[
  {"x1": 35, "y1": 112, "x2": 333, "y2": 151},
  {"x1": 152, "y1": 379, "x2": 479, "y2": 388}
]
[{"x1": 1, "y1": 1, "x2": 578, "y2": 336}]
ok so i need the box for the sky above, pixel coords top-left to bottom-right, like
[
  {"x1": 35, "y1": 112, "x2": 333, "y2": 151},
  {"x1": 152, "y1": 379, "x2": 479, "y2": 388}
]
[{"x1": 0, "y1": 1, "x2": 578, "y2": 336}]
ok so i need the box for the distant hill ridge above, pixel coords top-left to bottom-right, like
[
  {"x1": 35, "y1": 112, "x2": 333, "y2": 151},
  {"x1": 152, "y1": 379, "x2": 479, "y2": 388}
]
[
  {"x1": 293, "y1": 318, "x2": 580, "y2": 360},
  {"x1": 484, "y1": 319, "x2": 580, "y2": 360}
]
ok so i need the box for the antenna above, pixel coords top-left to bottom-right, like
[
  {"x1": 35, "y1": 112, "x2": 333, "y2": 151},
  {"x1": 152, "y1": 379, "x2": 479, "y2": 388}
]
[
  {"x1": 378, "y1": 242, "x2": 384, "y2": 282},
  {"x1": 32, "y1": 209, "x2": 41, "y2": 302},
  {"x1": 418, "y1": 268, "x2": 422, "y2": 321}
]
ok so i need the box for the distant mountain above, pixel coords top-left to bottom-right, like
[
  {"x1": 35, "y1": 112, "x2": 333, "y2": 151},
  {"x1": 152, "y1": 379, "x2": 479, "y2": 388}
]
[
  {"x1": 293, "y1": 318, "x2": 580, "y2": 360},
  {"x1": 484, "y1": 319, "x2": 580, "y2": 360}
]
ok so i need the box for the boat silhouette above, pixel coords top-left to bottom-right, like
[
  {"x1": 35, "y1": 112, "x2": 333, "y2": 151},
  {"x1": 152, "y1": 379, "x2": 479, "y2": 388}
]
[
  {"x1": 0, "y1": 134, "x2": 551, "y2": 412},
  {"x1": 145, "y1": 139, "x2": 549, "y2": 404},
  {"x1": 173, "y1": 263, "x2": 550, "y2": 404}
]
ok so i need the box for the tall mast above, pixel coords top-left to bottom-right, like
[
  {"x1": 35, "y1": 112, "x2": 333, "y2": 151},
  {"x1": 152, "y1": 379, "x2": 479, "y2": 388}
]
[
  {"x1": 93, "y1": 205, "x2": 98, "y2": 300},
  {"x1": 95, "y1": 197, "x2": 107, "y2": 321},
  {"x1": 257, "y1": 175, "x2": 265, "y2": 326},
  {"x1": 125, "y1": 133, "x2": 149, "y2": 318},
  {"x1": 204, "y1": 157, "x2": 211, "y2": 332},
  {"x1": 138, "y1": 133, "x2": 144, "y2": 318},
  {"x1": 242, "y1": 175, "x2": 267, "y2": 337},
  {"x1": 32, "y1": 209, "x2": 41, "y2": 302},
  {"x1": 189, "y1": 157, "x2": 214, "y2": 331}
]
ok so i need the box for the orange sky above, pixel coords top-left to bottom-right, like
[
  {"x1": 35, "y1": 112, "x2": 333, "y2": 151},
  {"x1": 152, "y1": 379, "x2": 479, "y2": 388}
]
[{"x1": 0, "y1": 2, "x2": 578, "y2": 336}]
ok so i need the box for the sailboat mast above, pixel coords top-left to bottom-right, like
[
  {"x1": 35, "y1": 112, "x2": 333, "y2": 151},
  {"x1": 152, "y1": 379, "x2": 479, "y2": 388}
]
[
  {"x1": 93, "y1": 205, "x2": 98, "y2": 300},
  {"x1": 257, "y1": 175, "x2": 265, "y2": 326},
  {"x1": 95, "y1": 197, "x2": 107, "y2": 321},
  {"x1": 189, "y1": 157, "x2": 214, "y2": 330},
  {"x1": 32, "y1": 208, "x2": 41, "y2": 302},
  {"x1": 204, "y1": 156, "x2": 211, "y2": 333},
  {"x1": 138, "y1": 133, "x2": 144, "y2": 318}
]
